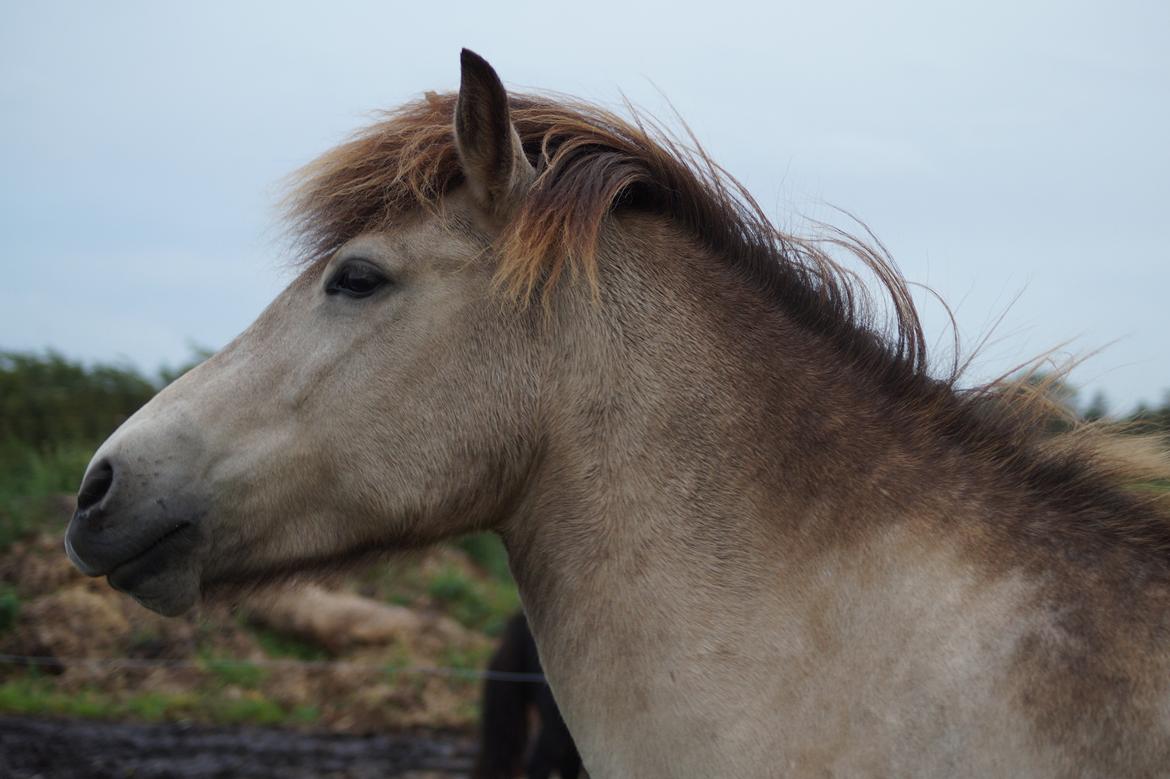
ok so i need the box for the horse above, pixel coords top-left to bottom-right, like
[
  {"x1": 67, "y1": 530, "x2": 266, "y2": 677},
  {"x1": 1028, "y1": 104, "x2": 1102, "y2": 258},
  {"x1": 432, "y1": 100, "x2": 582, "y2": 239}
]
[
  {"x1": 474, "y1": 612, "x2": 581, "y2": 779},
  {"x1": 65, "y1": 49, "x2": 1170, "y2": 776}
]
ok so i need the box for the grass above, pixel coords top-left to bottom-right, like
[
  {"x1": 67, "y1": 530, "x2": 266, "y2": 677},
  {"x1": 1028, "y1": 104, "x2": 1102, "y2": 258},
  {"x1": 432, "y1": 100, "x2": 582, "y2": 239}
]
[
  {"x1": 349, "y1": 533, "x2": 522, "y2": 637},
  {"x1": 454, "y1": 532, "x2": 513, "y2": 582},
  {"x1": 0, "y1": 674, "x2": 320, "y2": 727},
  {"x1": 198, "y1": 652, "x2": 269, "y2": 690},
  {"x1": 205, "y1": 696, "x2": 290, "y2": 726},
  {"x1": 0, "y1": 585, "x2": 19, "y2": 634},
  {"x1": 247, "y1": 622, "x2": 331, "y2": 662},
  {"x1": 426, "y1": 562, "x2": 520, "y2": 636},
  {"x1": 0, "y1": 440, "x2": 94, "y2": 550}
]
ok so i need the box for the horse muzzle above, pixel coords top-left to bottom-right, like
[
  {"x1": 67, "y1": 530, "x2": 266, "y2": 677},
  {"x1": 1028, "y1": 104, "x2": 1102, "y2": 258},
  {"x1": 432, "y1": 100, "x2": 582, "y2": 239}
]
[{"x1": 65, "y1": 454, "x2": 208, "y2": 616}]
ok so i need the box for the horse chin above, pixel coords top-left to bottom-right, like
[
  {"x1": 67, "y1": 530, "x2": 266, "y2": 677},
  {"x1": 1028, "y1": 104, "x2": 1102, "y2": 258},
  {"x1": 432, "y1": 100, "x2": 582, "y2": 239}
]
[
  {"x1": 197, "y1": 541, "x2": 410, "y2": 607},
  {"x1": 113, "y1": 576, "x2": 199, "y2": 617},
  {"x1": 105, "y1": 536, "x2": 204, "y2": 617}
]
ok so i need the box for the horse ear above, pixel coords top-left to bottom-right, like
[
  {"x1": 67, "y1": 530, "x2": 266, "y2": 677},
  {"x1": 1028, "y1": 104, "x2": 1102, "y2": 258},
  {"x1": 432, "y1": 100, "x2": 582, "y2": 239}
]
[{"x1": 454, "y1": 49, "x2": 535, "y2": 215}]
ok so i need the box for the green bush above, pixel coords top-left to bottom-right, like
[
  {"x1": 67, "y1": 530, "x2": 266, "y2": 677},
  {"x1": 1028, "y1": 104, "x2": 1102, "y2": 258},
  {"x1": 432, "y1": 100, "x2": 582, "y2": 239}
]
[
  {"x1": 0, "y1": 585, "x2": 20, "y2": 634},
  {"x1": 454, "y1": 532, "x2": 513, "y2": 582},
  {"x1": 0, "y1": 351, "x2": 156, "y2": 451},
  {"x1": 0, "y1": 350, "x2": 208, "y2": 549},
  {"x1": 0, "y1": 442, "x2": 96, "y2": 548},
  {"x1": 427, "y1": 563, "x2": 520, "y2": 636}
]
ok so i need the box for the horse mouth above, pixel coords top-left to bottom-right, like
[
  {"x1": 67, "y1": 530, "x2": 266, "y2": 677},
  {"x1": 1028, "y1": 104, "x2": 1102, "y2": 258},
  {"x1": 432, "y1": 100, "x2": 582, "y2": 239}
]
[
  {"x1": 105, "y1": 521, "x2": 195, "y2": 587},
  {"x1": 104, "y1": 522, "x2": 203, "y2": 616}
]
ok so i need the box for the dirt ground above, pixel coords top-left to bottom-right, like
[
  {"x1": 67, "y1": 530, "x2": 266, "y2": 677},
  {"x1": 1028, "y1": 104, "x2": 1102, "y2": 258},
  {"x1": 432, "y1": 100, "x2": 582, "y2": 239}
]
[
  {"x1": 0, "y1": 527, "x2": 509, "y2": 733},
  {"x1": 0, "y1": 715, "x2": 476, "y2": 779}
]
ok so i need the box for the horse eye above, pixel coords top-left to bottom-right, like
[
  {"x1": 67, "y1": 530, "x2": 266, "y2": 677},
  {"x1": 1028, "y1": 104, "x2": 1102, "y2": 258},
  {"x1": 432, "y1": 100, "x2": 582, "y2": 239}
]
[{"x1": 325, "y1": 261, "x2": 390, "y2": 299}]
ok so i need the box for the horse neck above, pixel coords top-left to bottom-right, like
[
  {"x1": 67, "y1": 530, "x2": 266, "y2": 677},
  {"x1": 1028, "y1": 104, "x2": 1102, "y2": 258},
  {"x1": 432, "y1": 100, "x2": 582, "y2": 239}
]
[{"x1": 501, "y1": 215, "x2": 972, "y2": 669}]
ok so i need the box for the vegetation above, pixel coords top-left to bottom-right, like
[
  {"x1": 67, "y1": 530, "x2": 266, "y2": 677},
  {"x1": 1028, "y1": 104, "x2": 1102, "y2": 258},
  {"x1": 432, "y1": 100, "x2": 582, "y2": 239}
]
[
  {"x1": 426, "y1": 560, "x2": 521, "y2": 636},
  {"x1": 1131, "y1": 398, "x2": 1170, "y2": 436},
  {"x1": 246, "y1": 622, "x2": 331, "y2": 662},
  {"x1": 0, "y1": 585, "x2": 19, "y2": 634},
  {"x1": 0, "y1": 442, "x2": 95, "y2": 549},
  {"x1": 199, "y1": 653, "x2": 270, "y2": 690},
  {"x1": 0, "y1": 528, "x2": 505, "y2": 729},
  {"x1": 455, "y1": 533, "x2": 513, "y2": 582},
  {"x1": 0, "y1": 351, "x2": 156, "y2": 450},
  {"x1": 0, "y1": 673, "x2": 318, "y2": 727},
  {"x1": 0, "y1": 350, "x2": 204, "y2": 549}
]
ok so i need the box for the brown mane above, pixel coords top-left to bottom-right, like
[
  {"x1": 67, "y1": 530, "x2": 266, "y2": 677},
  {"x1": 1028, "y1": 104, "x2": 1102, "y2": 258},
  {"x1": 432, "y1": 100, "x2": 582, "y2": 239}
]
[
  {"x1": 285, "y1": 92, "x2": 928, "y2": 378},
  {"x1": 285, "y1": 90, "x2": 1170, "y2": 553}
]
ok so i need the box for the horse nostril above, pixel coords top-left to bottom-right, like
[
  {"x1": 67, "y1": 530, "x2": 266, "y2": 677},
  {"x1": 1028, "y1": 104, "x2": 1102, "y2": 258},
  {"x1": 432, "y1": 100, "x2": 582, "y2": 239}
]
[{"x1": 77, "y1": 459, "x2": 115, "y2": 512}]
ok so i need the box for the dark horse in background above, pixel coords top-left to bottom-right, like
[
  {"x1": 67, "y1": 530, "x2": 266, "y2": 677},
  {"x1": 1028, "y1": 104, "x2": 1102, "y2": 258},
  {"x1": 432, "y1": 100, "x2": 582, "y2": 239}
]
[{"x1": 475, "y1": 613, "x2": 581, "y2": 779}]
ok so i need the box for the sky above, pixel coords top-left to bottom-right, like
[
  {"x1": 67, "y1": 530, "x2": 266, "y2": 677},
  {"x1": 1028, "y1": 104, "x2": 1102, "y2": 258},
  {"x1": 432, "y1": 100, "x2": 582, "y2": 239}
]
[{"x1": 2, "y1": 1, "x2": 1167, "y2": 412}]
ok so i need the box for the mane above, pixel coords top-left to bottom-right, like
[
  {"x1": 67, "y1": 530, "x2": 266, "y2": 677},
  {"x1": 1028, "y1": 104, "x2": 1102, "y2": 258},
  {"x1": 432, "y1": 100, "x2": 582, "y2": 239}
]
[
  {"x1": 287, "y1": 92, "x2": 934, "y2": 371},
  {"x1": 285, "y1": 90, "x2": 1170, "y2": 554}
]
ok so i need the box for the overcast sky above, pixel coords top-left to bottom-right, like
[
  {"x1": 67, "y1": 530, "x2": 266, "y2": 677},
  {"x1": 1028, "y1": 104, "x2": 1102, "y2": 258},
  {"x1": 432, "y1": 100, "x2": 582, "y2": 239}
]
[{"x1": 2, "y1": 1, "x2": 1167, "y2": 412}]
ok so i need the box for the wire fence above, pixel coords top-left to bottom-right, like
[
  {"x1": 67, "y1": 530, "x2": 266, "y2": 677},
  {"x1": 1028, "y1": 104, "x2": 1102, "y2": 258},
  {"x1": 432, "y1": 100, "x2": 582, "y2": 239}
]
[{"x1": 0, "y1": 652, "x2": 547, "y2": 683}]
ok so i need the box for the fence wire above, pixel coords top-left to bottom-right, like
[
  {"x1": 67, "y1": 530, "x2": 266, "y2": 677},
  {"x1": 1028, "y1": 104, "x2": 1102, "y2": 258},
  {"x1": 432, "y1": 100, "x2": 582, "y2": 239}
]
[{"x1": 0, "y1": 652, "x2": 547, "y2": 683}]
